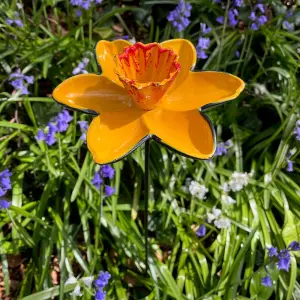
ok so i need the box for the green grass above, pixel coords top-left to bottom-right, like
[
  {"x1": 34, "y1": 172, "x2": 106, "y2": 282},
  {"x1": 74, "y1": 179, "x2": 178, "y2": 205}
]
[{"x1": 0, "y1": 0, "x2": 300, "y2": 299}]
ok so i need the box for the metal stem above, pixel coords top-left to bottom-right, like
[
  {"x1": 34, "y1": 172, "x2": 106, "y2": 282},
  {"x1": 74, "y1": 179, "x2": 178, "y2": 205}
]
[{"x1": 144, "y1": 139, "x2": 150, "y2": 272}]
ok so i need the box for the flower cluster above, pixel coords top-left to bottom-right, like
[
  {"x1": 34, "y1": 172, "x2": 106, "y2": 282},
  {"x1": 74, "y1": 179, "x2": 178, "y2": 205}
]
[
  {"x1": 249, "y1": 4, "x2": 268, "y2": 31},
  {"x1": 66, "y1": 275, "x2": 94, "y2": 296},
  {"x1": 0, "y1": 169, "x2": 12, "y2": 210},
  {"x1": 196, "y1": 23, "x2": 211, "y2": 59},
  {"x1": 94, "y1": 271, "x2": 111, "y2": 300},
  {"x1": 226, "y1": 171, "x2": 249, "y2": 192},
  {"x1": 282, "y1": 9, "x2": 294, "y2": 32},
  {"x1": 92, "y1": 165, "x2": 115, "y2": 197},
  {"x1": 77, "y1": 120, "x2": 89, "y2": 141},
  {"x1": 72, "y1": 58, "x2": 89, "y2": 75},
  {"x1": 189, "y1": 181, "x2": 208, "y2": 200},
  {"x1": 215, "y1": 140, "x2": 232, "y2": 156},
  {"x1": 9, "y1": 69, "x2": 34, "y2": 96},
  {"x1": 215, "y1": 0, "x2": 243, "y2": 28},
  {"x1": 207, "y1": 206, "x2": 231, "y2": 229},
  {"x1": 36, "y1": 110, "x2": 73, "y2": 146},
  {"x1": 167, "y1": 0, "x2": 192, "y2": 32},
  {"x1": 196, "y1": 224, "x2": 206, "y2": 237},
  {"x1": 6, "y1": 12, "x2": 23, "y2": 27},
  {"x1": 70, "y1": 0, "x2": 102, "y2": 10},
  {"x1": 261, "y1": 242, "x2": 300, "y2": 287}
]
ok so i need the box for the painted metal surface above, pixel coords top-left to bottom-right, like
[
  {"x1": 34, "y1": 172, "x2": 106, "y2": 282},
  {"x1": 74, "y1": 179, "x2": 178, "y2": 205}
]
[{"x1": 53, "y1": 39, "x2": 245, "y2": 165}]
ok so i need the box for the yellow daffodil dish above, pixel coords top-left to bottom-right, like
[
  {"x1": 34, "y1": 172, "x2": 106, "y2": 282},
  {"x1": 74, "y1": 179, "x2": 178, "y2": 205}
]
[{"x1": 53, "y1": 39, "x2": 245, "y2": 164}]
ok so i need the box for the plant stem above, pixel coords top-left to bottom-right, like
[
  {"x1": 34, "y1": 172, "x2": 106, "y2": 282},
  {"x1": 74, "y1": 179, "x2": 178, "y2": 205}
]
[{"x1": 144, "y1": 139, "x2": 150, "y2": 272}]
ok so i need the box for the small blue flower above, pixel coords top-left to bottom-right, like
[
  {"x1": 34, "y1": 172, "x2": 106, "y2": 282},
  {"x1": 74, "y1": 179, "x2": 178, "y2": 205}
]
[
  {"x1": 101, "y1": 165, "x2": 115, "y2": 179},
  {"x1": 235, "y1": 50, "x2": 240, "y2": 58},
  {"x1": 45, "y1": 132, "x2": 57, "y2": 146},
  {"x1": 200, "y1": 23, "x2": 211, "y2": 35},
  {"x1": 277, "y1": 249, "x2": 291, "y2": 272},
  {"x1": 78, "y1": 121, "x2": 89, "y2": 140},
  {"x1": 286, "y1": 159, "x2": 293, "y2": 172},
  {"x1": 94, "y1": 271, "x2": 111, "y2": 289},
  {"x1": 73, "y1": 58, "x2": 89, "y2": 75},
  {"x1": 234, "y1": 0, "x2": 243, "y2": 7},
  {"x1": 36, "y1": 129, "x2": 45, "y2": 141},
  {"x1": 216, "y1": 16, "x2": 224, "y2": 24},
  {"x1": 105, "y1": 186, "x2": 115, "y2": 197},
  {"x1": 95, "y1": 289, "x2": 106, "y2": 300},
  {"x1": 255, "y1": 4, "x2": 265, "y2": 13},
  {"x1": 196, "y1": 225, "x2": 206, "y2": 237},
  {"x1": 0, "y1": 169, "x2": 12, "y2": 197},
  {"x1": 91, "y1": 173, "x2": 103, "y2": 190},
  {"x1": 9, "y1": 69, "x2": 34, "y2": 95},
  {"x1": 196, "y1": 37, "x2": 210, "y2": 60},
  {"x1": 268, "y1": 246, "x2": 278, "y2": 258},
  {"x1": 289, "y1": 241, "x2": 300, "y2": 251},
  {"x1": 0, "y1": 199, "x2": 12, "y2": 210},
  {"x1": 249, "y1": 11, "x2": 256, "y2": 21},
  {"x1": 261, "y1": 275, "x2": 272, "y2": 287},
  {"x1": 167, "y1": 0, "x2": 192, "y2": 32},
  {"x1": 228, "y1": 9, "x2": 238, "y2": 27},
  {"x1": 282, "y1": 20, "x2": 292, "y2": 32}
]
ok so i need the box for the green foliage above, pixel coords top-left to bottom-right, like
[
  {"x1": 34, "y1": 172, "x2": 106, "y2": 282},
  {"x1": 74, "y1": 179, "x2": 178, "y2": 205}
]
[{"x1": 0, "y1": 0, "x2": 300, "y2": 299}]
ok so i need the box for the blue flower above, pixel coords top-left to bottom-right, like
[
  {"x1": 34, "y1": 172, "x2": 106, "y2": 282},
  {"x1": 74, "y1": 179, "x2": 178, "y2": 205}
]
[
  {"x1": 91, "y1": 173, "x2": 103, "y2": 190},
  {"x1": 235, "y1": 50, "x2": 240, "y2": 58},
  {"x1": 277, "y1": 249, "x2": 291, "y2": 272},
  {"x1": 72, "y1": 58, "x2": 89, "y2": 75},
  {"x1": 101, "y1": 165, "x2": 115, "y2": 179},
  {"x1": 9, "y1": 69, "x2": 34, "y2": 96},
  {"x1": 57, "y1": 110, "x2": 73, "y2": 133},
  {"x1": 294, "y1": 121, "x2": 300, "y2": 140},
  {"x1": 95, "y1": 289, "x2": 106, "y2": 300},
  {"x1": 234, "y1": 0, "x2": 243, "y2": 7},
  {"x1": 216, "y1": 16, "x2": 224, "y2": 24},
  {"x1": 0, "y1": 199, "x2": 11, "y2": 210},
  {"x1": 36, "y1": 129, "x2": 45, "y2": 141},
  {"x1": 261, "y1": 275, "x2": 272, "y2": 287},
  {"x1": 196, "y1": 225, "x2": 206, "y2": 237},
  {"x1": 282, "y1": 20, "x2": 292, "y2": 32},
  {"x1": 45, "y1": 132, "x2": 57, "y2": 146},
  {"x1": 94, "y1": 271, "x2": 111, "y2": 288},
  {"x1": 0, "y1": 169, "x2": 12, "y2": 197},
  {"x1": 215, "y1": 142, "x2": 228, "y2": 156},
  {"x1": 228, "y1": 9, "x2": 238, "y2": 27},
  {"x1": 289, "y1": 241, "x2": 300, "y2": 251},
  {"x1": 78, "y1": 121, "x2": 89, "y2": 140},
  {"x1": 196, "y1": 37, "x2": 210, "y2": 59},
  {"x1": 286, "y1": 159, "x2": 293, "y2": 172},
  {"x1": 167, "y1": 0, "x2": 192, "y2": 32},
  {"x1": 200, "y1": 23, "x2": 211, "y2": 35},
  {"x1": 267, "y1": 246, "x2": 278, "y2": 258},
  {"x1": 105, "y1": 186, "x2": 115, "y2": 197}
]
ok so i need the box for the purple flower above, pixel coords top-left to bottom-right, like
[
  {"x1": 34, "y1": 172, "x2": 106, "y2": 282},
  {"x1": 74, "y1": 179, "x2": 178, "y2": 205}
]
[
  {"x1": 197, "y1": 50, "x2": 207, "y2": 59},
  {"x1": 200, "y1": 23, "x2": 211, "y2": 35},
  {"x1": 6, "y1": 19, "x2": 14, "y2": 25},
  {"x1": 48, "y1": 123, "x2": 58, "y2": 135},
  {"x1": 261, "y1": 275, "x2": 272, "y2": 287},
  {"x1": 95, "y1": 289, "x2": 106, "y2": 300},
  {"x1": 249, "y1": 11, "x2": 256, "y2": 21},
  {"x1": 268, "y1": 246, "x2": 278, "y2": 258},
  {"x1": 94, "y1": 271, "x2": 111, "y2": 289},
  {"x1": 289, "y1": 241, "x2": 300, "y2": 251},
  {"x1": 45, "y1": 132, "x2": 56, "y2": 146},
  {"x1": 216, "y1": 16, "x2": 224, "y2": 24},
  {"x1": 91, "y1": 173, "x2": 103, "y2": 190},
  {"x1": 215, "y1": 142, "x2": 228, "y2": 156},
  {"x1": 101, "y1": 165, "x2": 115, "y2": 179},
  {"x1": 294, "y1": 121, "x2": 300, "y2": 140},
  {"x1": 255, "y1": 4, "x2": 265, "y2": 13},
  {"x1": 0, "y1": 169, "x2": 12, "y2": 198},
  {"x1": 78, "y1": 121, "x2": 88, "y2": 140},
  {"x1": 234, "y1": 0, "x2": 243, "y2": 7},
  {"x1": 228, "y1": 9, "x2": 238, "y2": 27},
  {"x1": 14, "y1": 20, "x2": 23, "y2": 27},
  {"x1": 0, "y1": 199, "x2": 12, "y2": 210},
  {"x1": 250, "y1": 23, "x2": 259, "y2": 31},
  {"x1": 282, "y1": 20, "x2": 292, "y2": 31},
  {"x1": 277, "y1": 249, "x2": 291, "y2": 271},
  {"x1": 75, "y1": 9, "x2": 82, "y2": 17},
  {"x1": 5, "y1": 18, "x2": 23, "y2": 27},
  {"x1": 197, "y1": 37, "x2": 210, "y2": 50},
  {"x1": 286, "y1": 159, "x2": 293, "y2": 172},
  {"x1": 57, "y1": 110, "x2": 73, "y2": 132},
  {"x1": 257, "y1": 15, "x2": 267, "y2": 26},
  {"x1": 196, "y1": 225, "x2": 206, "y2": 237},
  {"x1": 167, "y1": 0, "x2": 192, "y2": 32},
  {"x1": 9, "y1": 69, "x2": 34, "y2": 95},
  {"x1": 72, "y1": 58, "x2": 89, "y2": 75},
  {"x1": 36, "y1": 129, "x2": 45, "y2": 141},
  {"x1": 105, "y1": 185, "x2": 115, "y2": 197}
]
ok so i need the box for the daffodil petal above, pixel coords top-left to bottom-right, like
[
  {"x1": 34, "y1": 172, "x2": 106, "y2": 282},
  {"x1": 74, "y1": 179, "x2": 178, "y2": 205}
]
[
  {"x1": 161, "y1": 71, "x2": 245, "y2": 111},
  {"x1": 87, "y1": 107, "x2": 149, "y2": 164},
  {"x1": 160, "y1": 39, "x2": 197, "y2": 94},
  {"x1": 53, "y1": 74, "x2": 132, "y2": 114},
  {"x1": 95, "y1": 39, "x2": 133, "y2": 86},
  {"x1": 143, "y1": 109, "x2": 215, "y2": 159}
]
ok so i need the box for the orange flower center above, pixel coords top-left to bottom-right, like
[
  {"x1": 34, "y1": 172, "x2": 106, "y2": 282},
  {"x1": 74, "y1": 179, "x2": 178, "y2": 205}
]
[{"x1": 115, "y1": 43, "x2": 181, "y2": 110}]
